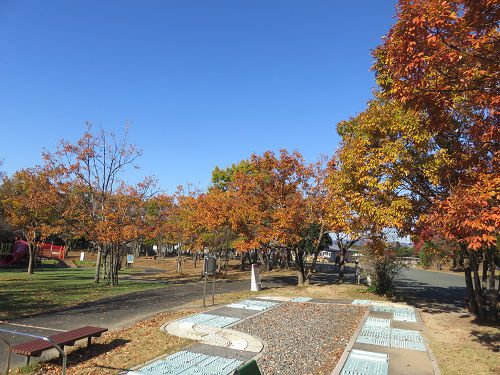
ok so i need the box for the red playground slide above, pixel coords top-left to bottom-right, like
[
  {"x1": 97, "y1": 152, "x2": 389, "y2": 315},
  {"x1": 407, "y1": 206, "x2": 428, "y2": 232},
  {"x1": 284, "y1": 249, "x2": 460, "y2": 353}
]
[{"x1": 0, "y1": 240, "x2": 29, "y2": 268}]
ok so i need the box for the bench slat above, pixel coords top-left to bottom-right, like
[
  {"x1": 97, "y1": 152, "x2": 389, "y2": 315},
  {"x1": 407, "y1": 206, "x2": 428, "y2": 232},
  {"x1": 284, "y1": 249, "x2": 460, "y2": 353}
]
[{"x1": 12, "y1": 326, "x2": 107, "y2": 357}]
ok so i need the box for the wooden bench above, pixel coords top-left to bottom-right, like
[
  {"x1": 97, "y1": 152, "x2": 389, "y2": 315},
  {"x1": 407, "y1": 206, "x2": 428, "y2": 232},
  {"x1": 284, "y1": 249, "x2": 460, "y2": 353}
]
[{"x1": 11, "y1": 326, "x2": 107, "y2": 365}]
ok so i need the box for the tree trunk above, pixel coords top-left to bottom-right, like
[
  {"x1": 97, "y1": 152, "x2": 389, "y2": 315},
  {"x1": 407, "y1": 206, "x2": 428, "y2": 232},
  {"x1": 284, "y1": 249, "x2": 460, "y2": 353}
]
[
  {"x1": 470, "y1": 251, "x2": 486, "y2": 320},
  {"x1": 464, "y1": 261, "x2": 477, "y2": 314},
  {"x1": 295, "y1": 248, "x2": 306, "y2": 286},
  {"x1": 27, "y1": 242, "x2": 35, "y2": 275},
  {"x1": 487, "y1": 246, "x2": 497, "y2": 322},
  {"x1": 240, "y1": 253, "x2": 246, "y2": 271},
  {"x1": 338, "y1": 246, "x2": 347, "y2": 283},
  {"x1": 305, "y1": 224, "x2": 325, "y2": 284},
  {"x1": 94, "y1": 248, "x2": 102, "y2": 283},
  {"x1": 176, "y1": 245, "x2": 182, "y2": 274}
]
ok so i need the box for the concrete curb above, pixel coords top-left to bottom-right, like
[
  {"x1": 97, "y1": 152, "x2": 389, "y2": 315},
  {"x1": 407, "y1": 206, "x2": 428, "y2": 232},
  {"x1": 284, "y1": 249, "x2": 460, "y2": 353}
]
[
  {"x1": 330, "y1": 305, "x2": 371, "y2": 375},
  {"x1": 417, "y1": 308, "x2": 441, "y2": 375}
]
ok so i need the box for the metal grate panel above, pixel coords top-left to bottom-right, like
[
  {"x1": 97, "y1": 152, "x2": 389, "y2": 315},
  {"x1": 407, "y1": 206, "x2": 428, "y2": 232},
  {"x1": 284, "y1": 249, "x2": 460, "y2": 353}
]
[
  {"x1": 290, "y1": 297, "x2": 312, "y2": 302},
  {"x1": 365, "y1": 317, "x2": 391, "y2": 328},
  {"x1": 341, "y1": 349, "x2": 389, "y2": 375},
  {"x1": 132, "y1": 351, "x2": 242, "y2": 375},
  {"x1": 352, "y1": 299, "x2": 372, "y2": 305},
  {"x1": 179, "y1": 314, "x2": 240, "y2": 328},
  {"x1": 390, "y1": 328, "x2": 426, "y2": 351},
  {"x1": 356, "y1": 327, "x2": 391, "y2": 347},
  {"x1": 393, "y1": 307, "x2": 417, "y2": 322},
  {"x1": 370, "y1": 305, "x2": 394, "y2": 313},
  {"x1": 227, "y1": 299, "x2": 278, "y2": 311}
]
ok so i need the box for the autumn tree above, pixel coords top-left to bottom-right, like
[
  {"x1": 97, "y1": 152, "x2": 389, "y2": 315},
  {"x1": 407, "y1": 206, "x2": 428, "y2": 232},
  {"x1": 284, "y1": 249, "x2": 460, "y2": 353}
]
[
  {"x1": 373, "y1": 0, "x2": 499, "y2": 156},
  {"x1": 301, "y1": 156, "x2": 334, "y2": 284},
  {"x1": 419, "y1": 173, "x2": 499, "y2": 320},
  {"x1": 0, "y1": 169, "x2": 62, "y2": 274},
  {"x1": 228, "y1": 150, "x2": 315, "y2": 284},
  {"x1": 42, "y1": 123, "x2": 146, "y2": 284},
  {"x1": 326, "y1": 152, "x2": 383, "y2": 282},
  {"x1": 368, "y1": 0, "x2": 499, "y2": 319}
]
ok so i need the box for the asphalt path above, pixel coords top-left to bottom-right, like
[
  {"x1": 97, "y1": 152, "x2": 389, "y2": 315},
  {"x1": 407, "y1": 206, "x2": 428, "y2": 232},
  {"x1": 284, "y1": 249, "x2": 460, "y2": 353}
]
[{"x1": 394, "y1": 267, "x2": 467, "y2": 313}]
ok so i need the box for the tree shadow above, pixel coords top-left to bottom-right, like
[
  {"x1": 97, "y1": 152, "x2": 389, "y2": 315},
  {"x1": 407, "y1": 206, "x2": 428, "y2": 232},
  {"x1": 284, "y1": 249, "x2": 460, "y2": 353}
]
[
  {"x1": 470, "y1": 329, "x2": 500, "y2": 352},
  {"x1": 393, "y1": 277, "x2": 467, "y2": 313},
  {"x1": 45, "y1": 338, "x2": 130, "y2": 367}
]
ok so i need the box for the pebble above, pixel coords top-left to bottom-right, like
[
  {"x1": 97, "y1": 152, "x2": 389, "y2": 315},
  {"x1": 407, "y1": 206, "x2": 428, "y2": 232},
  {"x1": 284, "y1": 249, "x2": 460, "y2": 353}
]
[{"x1": 233, "y1": 302, "x2": 366, "y2": 375}]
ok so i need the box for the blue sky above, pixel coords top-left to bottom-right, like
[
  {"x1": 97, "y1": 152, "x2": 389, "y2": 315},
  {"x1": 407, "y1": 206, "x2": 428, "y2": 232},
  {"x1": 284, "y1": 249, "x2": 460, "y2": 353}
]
[{"x1": 0, "y1": 0, "x2": 396, "y2": 192}]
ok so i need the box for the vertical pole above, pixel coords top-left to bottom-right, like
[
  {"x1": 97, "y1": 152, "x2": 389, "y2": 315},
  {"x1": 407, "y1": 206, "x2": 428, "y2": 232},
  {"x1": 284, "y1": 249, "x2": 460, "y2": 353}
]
[
  {"x1": 5, "y1": 347, "x2": 12, "y2": 375},
  {"x1": 203, "y1": 272, "x2": 207, "y2": 308},
  {"x1": 212, "y1": 275, "x2": 215, "y2": 306}
]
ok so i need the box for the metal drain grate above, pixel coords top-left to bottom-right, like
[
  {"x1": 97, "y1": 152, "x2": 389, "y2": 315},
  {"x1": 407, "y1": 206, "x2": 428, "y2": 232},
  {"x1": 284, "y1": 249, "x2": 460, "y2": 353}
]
[
  {"x1": 356, "y1": 327, "x2": 391, "y2": 347},
  {"x1": 393, "y1": 307, "x2": 417, "y2": 322},
  {"x1": 179, "y1": 314, "x2": 240, "y2": 328},
  {"x1": 132, "y1": 350, "x2": 243, "y2": 375},
  {"x1": 227, "y1": 299, "x2": 278, "y2": 311},
  {"x1": 365, "y1": 317, "x2": 391, "y2": 328},
  {"x1": 370, "y1": 305, "x2": 394, "y2": 313},
  {"x1": 352, "y1": 299, "x2": 372, "y2": 305},
  {"x1": 356, "y1": 326, "x2": 427, "y2": 351},
  {"x1": 291, "y1": 297, "x2": 312, "y2": 302},
  {"x1": 391, "y1": 328, "x2": 426, "y2": 351},
  {"x1": 341, "y1": 349, "x2": 389, "y2": 375}
]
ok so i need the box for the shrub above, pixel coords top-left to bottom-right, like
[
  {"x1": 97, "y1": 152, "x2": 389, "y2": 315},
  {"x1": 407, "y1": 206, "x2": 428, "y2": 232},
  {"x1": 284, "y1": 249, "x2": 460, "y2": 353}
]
[{"x1": 367, "y1": 249, "x2": 405, "y2": 295}]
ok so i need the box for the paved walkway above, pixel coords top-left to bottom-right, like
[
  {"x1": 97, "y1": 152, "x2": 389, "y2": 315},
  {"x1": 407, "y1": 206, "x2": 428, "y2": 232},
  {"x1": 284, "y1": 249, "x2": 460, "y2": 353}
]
[{"x1": 394, "y1": 268, "x2": 467, "y2": 314}]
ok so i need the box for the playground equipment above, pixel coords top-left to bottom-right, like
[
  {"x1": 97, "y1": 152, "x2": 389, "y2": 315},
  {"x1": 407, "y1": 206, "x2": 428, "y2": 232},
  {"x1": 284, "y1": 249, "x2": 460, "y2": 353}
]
[
  {"x1": 38, "y1": 243, "x2": 66, "y2": 260},
  {"x1": 0, "y1": 240, "x2": 29, "y2": 268},
  {"x1": 0, "y1": 241, "x2": 66, "y2": 268}
]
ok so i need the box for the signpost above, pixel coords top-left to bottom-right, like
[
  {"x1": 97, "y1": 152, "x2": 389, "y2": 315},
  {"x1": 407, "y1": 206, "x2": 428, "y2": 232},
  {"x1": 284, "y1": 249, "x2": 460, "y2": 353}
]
[
  {"x1": 203, "y1": 256, "x2": 217, "y2": 308},
  {"x1": 127, "y1": 254, "x2": 134, "y2": 267}
]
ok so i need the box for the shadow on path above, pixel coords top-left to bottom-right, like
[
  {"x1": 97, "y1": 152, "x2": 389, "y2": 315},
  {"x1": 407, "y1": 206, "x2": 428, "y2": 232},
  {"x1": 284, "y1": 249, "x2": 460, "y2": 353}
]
[{"x1": 394, "y1": 269, "x2": 467, "y2": 314}]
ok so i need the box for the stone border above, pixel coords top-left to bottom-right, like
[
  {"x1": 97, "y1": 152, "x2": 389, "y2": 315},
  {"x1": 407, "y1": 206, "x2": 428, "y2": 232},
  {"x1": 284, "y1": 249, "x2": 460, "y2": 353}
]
[{"x1": 330, "y1": 305, "x2": 371, "y2": 375}]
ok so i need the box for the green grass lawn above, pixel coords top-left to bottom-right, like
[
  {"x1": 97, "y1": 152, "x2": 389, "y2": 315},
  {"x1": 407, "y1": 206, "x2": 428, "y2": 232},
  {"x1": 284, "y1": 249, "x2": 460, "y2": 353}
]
[{"x1": 0, "y1": 267, "x2": 162, "y2": 320}]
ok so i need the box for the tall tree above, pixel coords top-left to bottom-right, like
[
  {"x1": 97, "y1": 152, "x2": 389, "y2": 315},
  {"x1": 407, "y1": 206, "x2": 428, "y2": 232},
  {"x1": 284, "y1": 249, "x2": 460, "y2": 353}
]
[
  {"x1": 370, "y1": 0, "x2": 499, "y2": 320},
  {"x1": 0, "y1": 169, "x2": 62, "y2": 273},
  {"x1": 42, "y1": 123, "x2": 144, "y2": 284}
]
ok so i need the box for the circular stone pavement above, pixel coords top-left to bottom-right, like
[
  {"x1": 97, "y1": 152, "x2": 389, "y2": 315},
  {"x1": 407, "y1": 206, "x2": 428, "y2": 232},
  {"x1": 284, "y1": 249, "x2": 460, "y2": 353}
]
[{"x1": 232, "y1": 302, "x2": 366, "y2": 375}]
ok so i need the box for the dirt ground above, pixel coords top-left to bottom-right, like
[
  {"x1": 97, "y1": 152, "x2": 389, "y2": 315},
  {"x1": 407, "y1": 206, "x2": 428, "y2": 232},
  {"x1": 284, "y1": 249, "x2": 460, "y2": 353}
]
[{"x1": 422, "y1": 310, "x2": 499, "y2": 375}]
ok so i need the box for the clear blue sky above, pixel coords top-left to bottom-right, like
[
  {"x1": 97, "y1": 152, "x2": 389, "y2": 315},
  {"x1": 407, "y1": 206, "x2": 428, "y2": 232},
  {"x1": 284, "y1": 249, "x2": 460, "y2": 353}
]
[{"x1": 0, "y1": 0, "x2": 396, "y2": 192}]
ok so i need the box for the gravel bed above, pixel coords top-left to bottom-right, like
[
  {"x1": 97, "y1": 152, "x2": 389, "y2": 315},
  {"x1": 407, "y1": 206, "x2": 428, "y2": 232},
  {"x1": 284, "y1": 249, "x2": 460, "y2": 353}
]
[{"x1": 232, "y1": 302, "x2": 366, "y2": 375}]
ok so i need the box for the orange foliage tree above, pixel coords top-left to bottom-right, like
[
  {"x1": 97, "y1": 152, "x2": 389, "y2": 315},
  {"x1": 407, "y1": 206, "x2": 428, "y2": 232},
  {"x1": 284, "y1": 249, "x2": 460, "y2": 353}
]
[
  {"x1": 0, "y1": 169, "x2": 63, "y2": 274},
  {"x1": 42, "y1": 124, "x2": 153, "y2": 285},
  {"x1": 366, "y1": 0, "x2": 499, "y2": 318},
  {"x1": 226, "y1": 150, "x2": 330, "y2": 284},
  {"x1": 419, "y1": 173, "x2": 499, "y2": 319}
]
